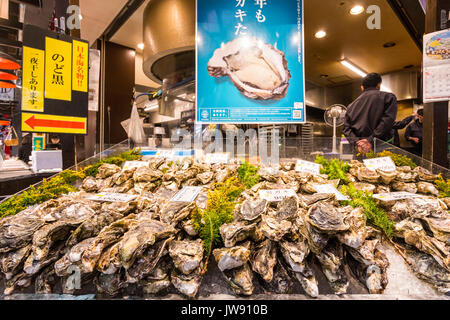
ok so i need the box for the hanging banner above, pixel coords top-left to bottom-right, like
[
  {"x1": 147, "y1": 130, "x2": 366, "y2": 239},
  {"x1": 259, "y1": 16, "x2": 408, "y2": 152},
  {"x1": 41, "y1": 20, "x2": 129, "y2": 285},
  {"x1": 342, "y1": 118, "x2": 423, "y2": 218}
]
[
  {"x1": 423, "y1": 29, "x2": 450, "y2": 103},
  {"x1": 45, "y1": 37, "x2": 72, "y2": 101},
  {"x1": 32, "y1": 133, "x2": 45, "y2": 151},
  {"x1": 196, "y1": 0, "x2": 306, "y2": 124},
  {"x1": 21, "y1": 24, "x2": 89, "y2": 135},
  {"x1": 72, "y1": 40, "x2": 89, "y2": 93},
  {"x1": 22, "y1": 47, "x2": 45, "y2": 112},
  {"x1": 88, "y1": 49, "x2": 100, "y2": 111}
]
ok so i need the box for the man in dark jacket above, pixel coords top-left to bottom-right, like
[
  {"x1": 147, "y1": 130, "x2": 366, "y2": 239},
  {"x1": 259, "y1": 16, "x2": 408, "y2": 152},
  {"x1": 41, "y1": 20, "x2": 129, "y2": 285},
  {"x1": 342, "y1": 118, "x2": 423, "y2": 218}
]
[
  {"x1": 392, "y1": 114, "x2": 416, "y2": 147},
  {"x1": 405, "y1": 109, "x2": 424, "y2": 156},
  {"x1": 343, "y1": 73, "x2": 398, "y2": 154}
]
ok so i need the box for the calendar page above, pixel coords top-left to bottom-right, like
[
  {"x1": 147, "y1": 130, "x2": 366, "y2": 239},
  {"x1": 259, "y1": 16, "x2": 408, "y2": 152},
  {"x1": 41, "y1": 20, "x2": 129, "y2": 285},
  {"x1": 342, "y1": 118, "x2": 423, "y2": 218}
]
[{"x1": 423, "y1": 29, "x2": 450, "y2": 103}]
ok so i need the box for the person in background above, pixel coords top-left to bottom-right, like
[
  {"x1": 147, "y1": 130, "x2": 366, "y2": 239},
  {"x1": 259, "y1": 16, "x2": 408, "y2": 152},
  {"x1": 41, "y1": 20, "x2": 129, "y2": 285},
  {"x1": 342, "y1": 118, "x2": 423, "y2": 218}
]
[
  {"x1": 405, "y1": 109, "x2": 424, "y2": 156},
  {"x1": 46, "y1": 134, "x2": 62, "y2": 150},
  {"x1": 391, "y1": 113, "x2": 416, "y2": 147},
  {"x1": 19, "y1": 134, "x2": 32, "y2": 163},
  {"x1": 343, "y1": 73, "x2": 398, "y2": 154},
  {"x1": 154, "y1": 135, "x2": 163, "y2": 148}
]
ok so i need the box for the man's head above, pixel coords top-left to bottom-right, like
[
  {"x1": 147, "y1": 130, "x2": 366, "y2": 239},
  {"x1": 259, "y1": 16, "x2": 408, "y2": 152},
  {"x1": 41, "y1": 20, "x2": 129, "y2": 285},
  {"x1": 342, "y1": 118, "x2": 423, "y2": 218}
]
[
  {"x1": 417, "y1": 109, "x2": 424, "y2": 123},
  {"x1": 50, "y1": 134, "x2": 60, "y2": 144},
  {"x1": 361, "y1": 73, "x2": 382, "y2": 91}
]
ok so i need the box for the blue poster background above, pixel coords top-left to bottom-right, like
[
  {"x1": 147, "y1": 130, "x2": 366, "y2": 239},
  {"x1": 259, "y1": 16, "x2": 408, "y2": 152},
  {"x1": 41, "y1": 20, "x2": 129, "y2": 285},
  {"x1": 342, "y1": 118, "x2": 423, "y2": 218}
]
[{"x1": 196, "y1": 0, "x2": 305, "y2": 124}]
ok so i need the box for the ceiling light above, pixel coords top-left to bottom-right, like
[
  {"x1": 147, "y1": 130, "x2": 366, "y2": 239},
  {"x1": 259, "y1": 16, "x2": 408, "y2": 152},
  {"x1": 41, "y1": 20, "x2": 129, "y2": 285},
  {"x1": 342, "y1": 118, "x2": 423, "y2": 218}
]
[
  {"x1": 137, "y1": 43, "x2": 144, "y2": 50},
  {"x1": 340, "y1": 59, "x2": 367, "y2": 77},
  {"x1": 315, "y1": 30, "x2": 326, "y2": 39},
  {"x1": 79, "y1": 14, "x2": 83, "y2": 21},
  {"x1": 350, "y1": 5, "x2": 364, "y2": 15}
]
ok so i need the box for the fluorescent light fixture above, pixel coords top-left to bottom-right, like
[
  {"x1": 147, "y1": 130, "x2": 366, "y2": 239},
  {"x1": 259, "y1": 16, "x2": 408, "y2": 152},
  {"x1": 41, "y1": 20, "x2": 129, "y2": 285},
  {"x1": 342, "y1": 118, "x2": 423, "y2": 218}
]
[
  {"x1": 137, "y1": 43, "x2": 144, "y2": 50},
  {"x1": 350, "y1": 5, "x2": 364, "y2": 15},
  {"x1": 315, "y1": 30, "x2": 326, "y2": 39},
  {"x1": 144, "y1": 100, "x2": 159, "y2": 112},
  {"x1": 340, "y1": 59, "x2": 367, "y2": 77}
]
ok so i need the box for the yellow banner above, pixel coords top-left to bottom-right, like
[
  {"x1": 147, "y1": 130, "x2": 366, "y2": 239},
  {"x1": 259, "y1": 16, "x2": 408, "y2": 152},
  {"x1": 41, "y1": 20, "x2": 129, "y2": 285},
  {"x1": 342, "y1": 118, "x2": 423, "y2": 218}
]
[
  {"x1": 72, "y1": 40, "x2": 89, "y2": 92},
  {"x1": 45, "y1": 37, "x2": 72, "y2": 101},
  {"x1": 22, "y1": 46, "x2": 45, "y2": 112},
  {"x1": 22, "y1": 113, "x2": 87, "y2": 134}
]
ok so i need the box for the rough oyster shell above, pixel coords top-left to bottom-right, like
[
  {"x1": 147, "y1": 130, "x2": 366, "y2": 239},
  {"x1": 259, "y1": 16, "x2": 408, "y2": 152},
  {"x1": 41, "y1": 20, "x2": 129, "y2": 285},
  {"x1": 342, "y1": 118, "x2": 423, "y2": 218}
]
[
  {"x1": 213, "y1": 245, "x2": 251, "y2": 272},
  {"x1": 357, "y1": 167, "x2": 380, "y2": 184},
  {"x1": 239, "y1": 199, "x2": 267, "y2": 222},
  {"x1": 377, "y1": 169, "x2": 397, "y2": 185},
  {"x1": 259, "y1": 215, "x2": 292, "y2": 242},
  {"x1": 413, "y1": 166, "x2": 439, "y2": 182},
  {"x1": 417, "y1": 182, "x2": 440, "y2": 197},
  {"x1": 169, "y1": 239, "x2": 204, "y2": 275},
  {"x1": 307, "y1": 202, "x2": 350, "y2": 234},
  {"x1": 353, "y1": 182, "x2": 376, "y2": 194},
  {"x1": 222, "y1": 263, "x2": 254, "y2": 296},
  {"x1": 392, "y1": 182, "x2": 417, "y2": 194},
  {"x1": 250, "y1": 239, "x2": 277, "y2": 282},
  {"x1": 220, "y1": 221, "x2": 257, "y2": 248},
  {"x1": 208, "y1": 37, "x2": 290, "y2": 100}
]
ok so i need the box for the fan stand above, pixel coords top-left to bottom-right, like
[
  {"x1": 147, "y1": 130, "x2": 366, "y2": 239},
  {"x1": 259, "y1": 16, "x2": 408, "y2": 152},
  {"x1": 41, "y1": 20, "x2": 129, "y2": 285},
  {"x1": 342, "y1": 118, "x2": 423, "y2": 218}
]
[{"x1": 332, "y1": 117, "x2": 338, "y2": 154}]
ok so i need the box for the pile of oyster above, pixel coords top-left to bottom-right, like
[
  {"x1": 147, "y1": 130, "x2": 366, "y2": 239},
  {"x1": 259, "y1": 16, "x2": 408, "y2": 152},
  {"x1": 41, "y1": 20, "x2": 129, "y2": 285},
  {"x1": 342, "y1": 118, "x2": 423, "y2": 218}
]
[{"x1": 0, "y1": 157, "x2": 448, "y2": 298}]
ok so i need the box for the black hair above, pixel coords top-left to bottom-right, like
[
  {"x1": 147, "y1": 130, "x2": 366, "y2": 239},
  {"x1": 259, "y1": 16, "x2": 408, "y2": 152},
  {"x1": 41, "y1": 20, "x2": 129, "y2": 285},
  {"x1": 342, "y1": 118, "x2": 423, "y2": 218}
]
[
  {"x1": 417, "y1": 109, "x2": 424, "y2": 117},
  {"x1": 50, "y1": 134, "x2": 60, "y2": 140},
  {"x1": 362, "y1": 73, "x2": 382, "y2": 89}
]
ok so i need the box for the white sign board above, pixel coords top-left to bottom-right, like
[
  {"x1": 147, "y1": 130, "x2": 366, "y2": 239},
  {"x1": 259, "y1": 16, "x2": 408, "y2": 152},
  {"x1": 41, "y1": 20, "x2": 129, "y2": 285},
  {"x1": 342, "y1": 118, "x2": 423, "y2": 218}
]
[
  {"x1": 373, "y1": 192, "x2": 421, "y2": 202},
  {"x1": 295, "y1": 159, "x2": 321, "y2": 175},
  {"x1": 171, "y1": 186, "x2": 203, "y2": 203},
  {"x1": 122, "y1": 161, "x2": 148, "y2": 171},
  {"x1": 205, "y1": 152, "x2": 230, "y2": 164},
  {"x1": 423, "y1": 29, "x2": 450, "y2": 103},
  {"x1": 88, "y1": 49, "x2": 100, "y2": 111},
  {"x1": 259, "y1": 189, "x2": 297, "y2": 202},
  {"x1": 88, "y1": 193, "x2": 138, "y2": 203},
  {"x1": 363, "y1": 157, "x2": 396, "y2": 172},
  {"x1": 313, "y1": 184, "x2": 349, "y2": 201}
]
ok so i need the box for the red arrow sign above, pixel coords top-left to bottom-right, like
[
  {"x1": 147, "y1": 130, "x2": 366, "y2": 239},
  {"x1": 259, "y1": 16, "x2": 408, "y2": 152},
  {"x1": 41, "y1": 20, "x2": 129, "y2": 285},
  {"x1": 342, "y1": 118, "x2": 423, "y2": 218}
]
[{"x1": 25, "y1": 115, "x2": 85, "y2": 130}]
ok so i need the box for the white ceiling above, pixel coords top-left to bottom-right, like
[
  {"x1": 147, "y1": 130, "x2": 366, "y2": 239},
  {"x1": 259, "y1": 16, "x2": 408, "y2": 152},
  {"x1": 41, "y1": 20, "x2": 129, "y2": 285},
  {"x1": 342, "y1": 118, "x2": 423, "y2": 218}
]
[{"x1": 79, "y1": 0, "x2": 128, "y2": 46}]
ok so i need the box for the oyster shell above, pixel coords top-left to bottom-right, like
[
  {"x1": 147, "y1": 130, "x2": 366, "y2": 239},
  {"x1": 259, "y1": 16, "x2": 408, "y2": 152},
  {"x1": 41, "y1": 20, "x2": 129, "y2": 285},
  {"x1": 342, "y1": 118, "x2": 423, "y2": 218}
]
[
  {"x1": 239, "y1": 199, "x2": 267, "y2": 222},
  {"x1": 250, "y1": 239, "x2": 277, "y2": 282},
  {"x1": 395, "y1": 169, "x2": 418, "y2": 183},
  {"x1": 413, "y1": 167, "x2": 439, "y2": 182},
  {"x1": 377, "y1": 170, "x2": 397, "y2": 185},
  {"x1": 160, "y1": 202, "x2": 194, "y2": 226},
  {"x1": 357, "y1": 167, "x2": 380, "y2": 184},
  {"x1": 336, "y1": 207, "x2": 367, "y2": 249},
  {"x1": 171, "y1": 267, "x2": 203, "y2": 298},
  {"x1": 140, "y1": 263, "x2": 171, "y2": 295},
  {"x1": 315, "y1": 241, "x2": 349, "y2": 295},
  {"x1": 97, "y1": 164, "x2": 121, "y2": 179},
  {"x1": 0, "y1": 245, "x2": 31, "y2": 279},
  {"x1": 307, "y1": 202, "x2": 350, "y2": 234},
  {"x1": 222, "y1": 263, "x2": 254, "y2": 296},
  {"x1": 392, "y1": 182, "x2": 417, "y2": 194},
  {"x1": 208, "y1": 37, "x2": 290, "y2": 100},
  {"x1": 417, "y1": 182, "x2": 440, "y2": 197},
  {"x1": 390, "y1": 197, "x2": 445, "y2": 220},
  {"x1": 213, "y1": 245, "x2": 251, "y2": 271},
  {"x1": 169, "y1": 239, "x2": 204, "y2": 275},
  {"x1": 220, "y1": 221, "x2": 257, "y2": 248},
  {"x1": 275, "y1": 196, "x2": 298, "y2": 221},
  {"x1": 259, "y1": 215, "x2": 292, "y2": 242}
]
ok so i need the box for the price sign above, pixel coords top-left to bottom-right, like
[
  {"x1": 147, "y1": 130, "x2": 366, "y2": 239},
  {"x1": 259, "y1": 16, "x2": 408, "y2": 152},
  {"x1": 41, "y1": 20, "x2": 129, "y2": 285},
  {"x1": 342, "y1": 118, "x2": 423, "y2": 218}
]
[
  {"x1": 88, "y1": 193, "x2": 138, "y2": 203},
  {"x1": 259, "y1": 189, "x2": 297, "y2": 202},
  {"x1": 171, "y1": 186, "x2": 203, "y2": 203},
  {"x1": 363, "y1": 157, "x2": 396, "y2": 172},
  {"x1": 295, "y1": 160, "x2": 321, "y2": 175},
  {"x1": 313, "y1": 184, "x2": 349, "y2": 201},
  {"x1": 205, "y1": 152, "x2": 230, "y2": 164},
  {"x1": 373, "y1": 192, "x2": 421, "y2": 202},
  {"x1": 122, "y1": 161, "x2": 149, "y2": 171}
]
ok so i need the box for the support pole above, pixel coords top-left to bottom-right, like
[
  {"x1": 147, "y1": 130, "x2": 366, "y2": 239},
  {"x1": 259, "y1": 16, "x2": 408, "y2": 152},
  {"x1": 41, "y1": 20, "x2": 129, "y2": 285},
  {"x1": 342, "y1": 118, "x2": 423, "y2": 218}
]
[{"x1": 423, "y1": 0, "x2": 449, "y2": 168}]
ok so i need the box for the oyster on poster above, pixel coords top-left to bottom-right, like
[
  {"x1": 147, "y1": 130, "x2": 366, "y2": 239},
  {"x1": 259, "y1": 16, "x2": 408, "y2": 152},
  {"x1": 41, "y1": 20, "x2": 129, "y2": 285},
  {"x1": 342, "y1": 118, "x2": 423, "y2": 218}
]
[{"x1": 196, "y1": 0, "x2": 305, "y2": 124}]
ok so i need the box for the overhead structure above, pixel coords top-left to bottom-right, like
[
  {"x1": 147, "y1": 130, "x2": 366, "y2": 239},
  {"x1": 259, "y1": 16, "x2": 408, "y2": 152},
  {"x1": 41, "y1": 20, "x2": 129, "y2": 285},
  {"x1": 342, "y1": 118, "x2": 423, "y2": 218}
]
[{"x1": 142, "y1": 0, "x2": 195, "y2": 84}]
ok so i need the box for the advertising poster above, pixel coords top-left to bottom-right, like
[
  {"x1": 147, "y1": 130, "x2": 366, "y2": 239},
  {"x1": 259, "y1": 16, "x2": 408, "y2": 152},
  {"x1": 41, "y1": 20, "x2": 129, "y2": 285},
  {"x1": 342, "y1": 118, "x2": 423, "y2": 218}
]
[
  {"x1": 196, "y1": 0, "x2": 305, "y2": 124},
  {"x1": 423, "y1": 28, "x2": 450, "y2": 103},
  {"x1": 21, "y1": 24, "x2": 89, "y2": 135}
]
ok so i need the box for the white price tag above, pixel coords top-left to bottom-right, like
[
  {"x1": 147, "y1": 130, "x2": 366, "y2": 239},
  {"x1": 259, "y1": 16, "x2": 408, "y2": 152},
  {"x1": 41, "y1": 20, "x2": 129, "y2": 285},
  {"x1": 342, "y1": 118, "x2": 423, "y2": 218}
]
[
  {"x1": 259, "y1": 189, "x2": 297, "y2": 202},
  {"x1": 373, "y1": 192, "x2": 421, "y2": 202},
  {"x1": 363, "y1": 157, "x2": 396, "y2": 172},
  {"x1": 171, "y1": 186, "x2": 203, "y2": 203},
  {"x1": 205, "y1": 152, "x2": 230, "y2": 164},
  {"x1": 313, "y1": 184, "x2": 349, "y2": 201},
  {"x1": 295, "y1": 160, "x2": 321, "y2": 175},
  {"x1": 88, "y1": 193, "x2": 138, "y2": 203},
  {"x1": 122, "y1": 161, "x2": 149, "y2": 171}
]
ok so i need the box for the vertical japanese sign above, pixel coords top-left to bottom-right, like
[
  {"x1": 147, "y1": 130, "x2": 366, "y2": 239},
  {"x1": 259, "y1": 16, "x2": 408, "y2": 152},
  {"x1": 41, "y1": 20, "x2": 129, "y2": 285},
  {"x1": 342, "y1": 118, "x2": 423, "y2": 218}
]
[
  {"x1": 196, "y1": 0, "x2": 305, "y2": 124},
  {"x1": 21, "y1": 25, "x2": 89, "y2": 135},
  {"x1": 45, "y1": 37, "x2": 72, "y2": 101},
  {"x1": 22, "y1": 47, "x2": 45, "y2": 112},
  {"x1": 72, "y1": 40, "x2": 89, "y2": 92}
]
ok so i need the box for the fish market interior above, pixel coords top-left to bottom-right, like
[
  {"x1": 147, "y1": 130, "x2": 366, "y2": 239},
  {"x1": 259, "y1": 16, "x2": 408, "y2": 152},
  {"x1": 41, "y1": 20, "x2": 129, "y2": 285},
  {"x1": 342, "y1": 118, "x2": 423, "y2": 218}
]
[{"x1": 0, "y1": 0, "x2": 449, "y2": 300}]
